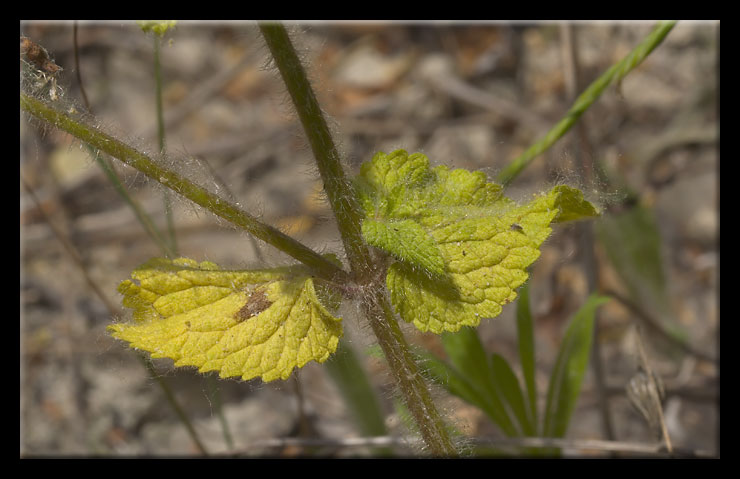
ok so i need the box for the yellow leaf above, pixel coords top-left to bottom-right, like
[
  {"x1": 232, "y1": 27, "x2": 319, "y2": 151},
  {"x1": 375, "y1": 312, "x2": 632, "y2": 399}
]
[{"x1": 109, "y1": 258, "x2": 343, "y2": 382}]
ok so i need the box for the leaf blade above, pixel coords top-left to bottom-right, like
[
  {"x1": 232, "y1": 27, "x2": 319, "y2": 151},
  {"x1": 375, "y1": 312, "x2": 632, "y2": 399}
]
[
  {"x1": 516, "y1": 283, "x2": 539, "y2": 433},
  {"x1": 357, "y1": 150, "x2": 600, "y2": 334},
  {"x1": 418, "y1": 349, "x2": 517, "y2": 436},
  {"x1": 441, "y1": 327, "x2": 519, "y2": 436},
  {"x1": 325, "y1": 341, "x2": 388, "y2": 441},
  {"x1": 109, "y1": 257, "x2": 343, "y2": 382},
  {"x1": 543, "y1": 294, "x2": 610, "y2": 438},
  {"x1": 491, "y1": 353, "x2": 535, "y2": 436}
]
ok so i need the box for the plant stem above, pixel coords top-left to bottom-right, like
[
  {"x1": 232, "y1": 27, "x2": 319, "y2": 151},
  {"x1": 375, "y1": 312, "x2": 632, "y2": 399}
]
[
  {"x1": 259, "y1": 23, "x2": 371, "y2": 279},
  {"x1": 153, "y1": 34, "x2": 178, "y2": 256},
  {"x1": 496, "y1": 21, "x2": 677, "y2": 186},
  {"x1": 362, "y1": 289, "x2": 459, "y2": 456},
  {"x1": 21, "y1": 93, "x2": 347, "y2": 284},
  {"x1": 92, "y1": 149, "x2": 176, "y2": 257},
  {"x1": 259, "y1": 23, "x2": 458, "y2": 456},
  {"x1": 139, "y1": 355, "x2": 209, "y2": 455},
  {"x1": 71, "y1": 27, "x2": 175, "y2": 257}
]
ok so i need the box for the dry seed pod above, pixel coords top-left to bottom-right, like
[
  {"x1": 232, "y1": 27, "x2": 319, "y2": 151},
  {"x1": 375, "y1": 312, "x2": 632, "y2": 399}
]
[{"x1": 20, "y1": 36, "x2": 62, "y2": 77}]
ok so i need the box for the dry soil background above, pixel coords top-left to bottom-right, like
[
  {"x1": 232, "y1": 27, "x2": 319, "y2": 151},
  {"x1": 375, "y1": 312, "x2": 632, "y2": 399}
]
[{"x1": 20, "y1": 21, "x2": 718, "y2": 457}]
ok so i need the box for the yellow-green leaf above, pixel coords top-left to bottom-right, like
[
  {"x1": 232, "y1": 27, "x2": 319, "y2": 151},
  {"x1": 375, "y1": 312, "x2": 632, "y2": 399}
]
[
  {"x1": 355, "y1": 150, "x2": 599, "y2": 334},
  {"x1": 109, "y1": 258, "x2": 342, "y2": 382},
  {"x1": 362, "y1": 218, "x2": 446, "y2": 277},
  {"x1": 550, "y1": 185, "x2": 600, "y2": 223}
]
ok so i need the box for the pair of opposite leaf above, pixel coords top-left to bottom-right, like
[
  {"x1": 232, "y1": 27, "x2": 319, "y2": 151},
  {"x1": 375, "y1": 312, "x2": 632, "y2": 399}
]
[{"x1": 109, "y1": 150, "x2": 599, "y2": 382}]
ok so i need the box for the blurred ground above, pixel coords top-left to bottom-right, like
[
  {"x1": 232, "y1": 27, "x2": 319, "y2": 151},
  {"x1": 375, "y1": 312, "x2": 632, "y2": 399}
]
[{"x1": 20, "y1": 21, "x2": 718, "y2": 457}]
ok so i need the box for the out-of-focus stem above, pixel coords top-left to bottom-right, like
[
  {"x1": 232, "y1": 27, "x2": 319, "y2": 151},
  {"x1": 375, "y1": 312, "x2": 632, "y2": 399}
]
[
  {"x1": 153, "y1": 35, "x2": 178, "y2": 256},
  {"x1": 21, "y1": 93, "x2": 347, "y2": 284}
]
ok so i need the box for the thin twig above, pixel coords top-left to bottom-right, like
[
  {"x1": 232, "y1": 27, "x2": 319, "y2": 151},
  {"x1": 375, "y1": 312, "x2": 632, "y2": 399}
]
[
  {"x1": 605, "y1": 384, "x2": 717, "y2": 403},
  {"x1": 67, "y1": 31, "x2": 176, "y2": 257},
  {"x1": 152, "y1": 34, "x2": 178, "y2": 257},
  {"x1": 72, "y1": 22, "x2": 91, "y2": 111},
  {"x1": 604, "y1": 289, "x2": 717, "y2": 364},
  {"x1": 224, "y1": 435, "x2": 713, "y2": 457},
  {"x1": 21, "y1": 174, "x2": 120, "y2": 316},
  {"x1": 560, "y1": 23, "x2": 615, "y2": 442},
  {"x1": 424, "y1": 72, "x2": 551, "y2": 133},
  {"x1": 139, "y1": 357, "x2": 209, "y2": 455},
  {"x1": 631, "y1": 324, "x2": 673, "y2": 453}
]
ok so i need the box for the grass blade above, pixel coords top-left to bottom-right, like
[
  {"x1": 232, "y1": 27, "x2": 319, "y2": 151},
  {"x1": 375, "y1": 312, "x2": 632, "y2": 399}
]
[
  {"x1": 543, "y1": 294, "x2": 610, "y2": 438},
  {"x1": 595, "y1": 203, "x2": 686, "y2": 343},
  {"x1": 516, "y1": 283, "x2": 539, "y2": 432},
  {"x1": 325, "y1": 341, "x2": 388, "y2": 438},
  {"x1": 417, "y1": 349, "x2": 515, "y2": 435},
  {"x1": 491, "y1": 353, "x2": 535, "y2": 436},
  {"x1": 497, "y1": 21, "x2": 677, "y2": 185},
  {"x1": 417, "y1": 350, "x2": 490, "y2": 412},
  {"x1": 441, "y1": 328, "x2": 518, "y2": 435}
]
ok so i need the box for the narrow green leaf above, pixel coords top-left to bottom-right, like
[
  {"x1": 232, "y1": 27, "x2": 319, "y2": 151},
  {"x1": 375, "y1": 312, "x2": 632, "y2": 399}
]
[
  {"x1": 496, "y1": 21, "x2": 677, "y2": 185},
  {"x1": 595, "y1": 204, "x2": 686, "y2": 344},
  {"x1": 543, "y1": 294, "x2": 610, "y2": 438},
  {"x1": 417, "y1": 350, "x2": 491, "y2": 413},
  {"x1": 417, "y1": 349, "x2": 516, "y2": 436},
  {"x1": 325, "y1": 341, "x2": 390, "y2": 454},
  {"x1": 441, "y1": 327, "x2": 491, "y2": 389},
  {"x1": 441, "y1": 328, "x2": 518, "y2": 436},
  {"x1": 516, "y1": 283, "x2": 539, "y2": 433},
  {"x1": 490, "y1": 353, "x2": 535, "y2": 436}
]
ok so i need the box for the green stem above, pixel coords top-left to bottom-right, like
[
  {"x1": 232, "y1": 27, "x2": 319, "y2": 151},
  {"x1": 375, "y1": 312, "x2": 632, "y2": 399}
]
[
  {"x1": 206, "y1": 375, "x2": 234, "y2": 450},
  {"x1": 139, "y1": 355, "x2": 208, "y2": 455},
  {"x1": 93, "y1": 149, "x2": 176, "y2": 257},
  {"x1": 21, "y1": 93, "x2": 347, "y2": 284},
  {"x1": 496, "y1": 21, "x2": 677, "y2": 186},
  {"x1": 153, "y1": 35, "x2": 178, "y2": 256},
  {"x1": 259, "y1": 23, "x2": 458, "y2": 456},
  {"x1": 363, "y1": 290, "x2": 458, "y2": 456},
  {"x1": 259, "y1": 23, "x2": 371, "y2": 279},
  {"x1": 71, "y1": 27, "x2": 174, "y2": 257}
]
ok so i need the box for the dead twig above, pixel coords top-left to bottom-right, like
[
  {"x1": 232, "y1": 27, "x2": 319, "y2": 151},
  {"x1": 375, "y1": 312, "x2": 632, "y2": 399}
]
[
  {"x1": 224, "y1": 434, "x2": 713, "y2": 457},
  {"x1": 604, "y1": 289, "x2": 717, "y2": 365},
  {"x1": 626, "y1": 324, "x2": 673, "y2": 453}
]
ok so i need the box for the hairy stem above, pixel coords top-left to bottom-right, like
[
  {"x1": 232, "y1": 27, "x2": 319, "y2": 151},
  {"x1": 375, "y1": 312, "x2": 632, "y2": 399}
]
[
  {"x1": 259, "y1": 23, "x2": 371, "y2": 279},
  {"x1": 497, "y1": 20, "x2": 677, "y2": 186},
  {"x1": 259, "y1": 23, "x2": 458, "y2": 456},
  {"x1": 362, "y1": 289, "x2": 459, "y2": 456},
  {"x1": 20, "y1": 93, "x2": 347, "y2": 284}
]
